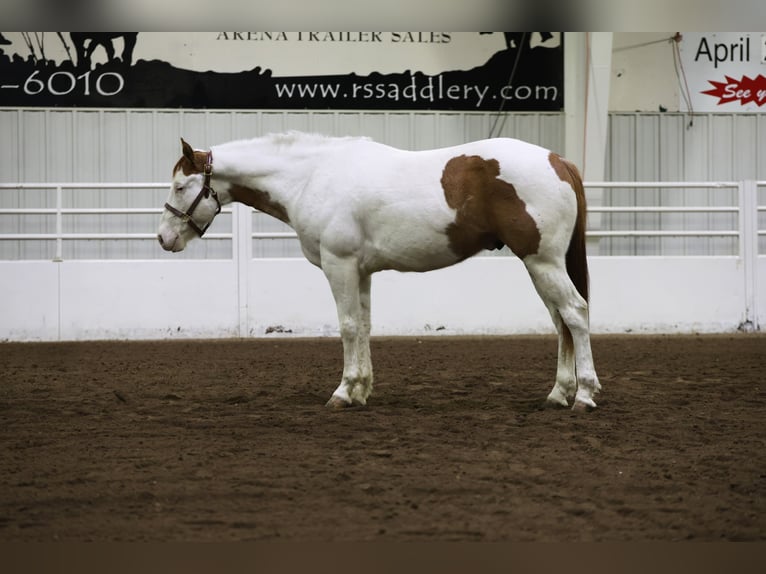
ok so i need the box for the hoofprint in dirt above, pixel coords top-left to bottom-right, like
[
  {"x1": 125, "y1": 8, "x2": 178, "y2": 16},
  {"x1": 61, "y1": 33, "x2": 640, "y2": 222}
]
[{"x1": 0, "y1": 335, "x2": 763, "y2": 541}]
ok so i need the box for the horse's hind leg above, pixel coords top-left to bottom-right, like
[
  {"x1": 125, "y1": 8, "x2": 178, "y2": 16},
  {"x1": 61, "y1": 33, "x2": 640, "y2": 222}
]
[
  {"x1": 544, "y1": 306, "x2": 577, "y2": 407},
  {"x1": 525, "y1": 257, "x2": 600, "y2": 410},
  {"x1": 321, "y1": 250, "x2": 373, "y2": 407}
]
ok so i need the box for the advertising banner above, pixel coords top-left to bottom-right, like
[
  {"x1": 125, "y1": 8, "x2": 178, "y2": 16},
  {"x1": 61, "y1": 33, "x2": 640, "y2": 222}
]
[
  {"x1": 0, "y1": 32, "x2": 563, "y2": 111},
  {"x1": 680, "y1": 32, "x2": 766, "y2": 112}
]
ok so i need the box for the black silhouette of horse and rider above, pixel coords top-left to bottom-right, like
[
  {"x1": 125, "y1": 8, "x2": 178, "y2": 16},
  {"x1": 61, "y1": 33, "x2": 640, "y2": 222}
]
[
  {"x1": 0, "y1": 32, "x2": 137, "y2": 70},
  {"x1": 69, "y1": 33, "x2": 137, "y2": 69}
]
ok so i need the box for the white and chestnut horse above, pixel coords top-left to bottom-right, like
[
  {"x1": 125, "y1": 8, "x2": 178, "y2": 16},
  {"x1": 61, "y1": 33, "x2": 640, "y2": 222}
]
[{"x1": 158, "y1": 132, "x2": 601, "y2": 411}]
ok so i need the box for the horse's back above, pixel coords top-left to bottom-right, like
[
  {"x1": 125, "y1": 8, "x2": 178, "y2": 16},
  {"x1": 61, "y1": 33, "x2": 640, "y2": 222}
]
[
  {"x1": 330, "y1": 137, "x2": 557, "y2": 190},
  {"x1": 305, "y1": 137, "x2": 574, "y2": 273}
]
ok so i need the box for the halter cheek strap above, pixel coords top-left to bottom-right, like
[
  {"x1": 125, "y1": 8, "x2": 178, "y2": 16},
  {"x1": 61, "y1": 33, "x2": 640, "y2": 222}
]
[{"x1": 164, "y1": 151, "x2": 221, "y2": 237}]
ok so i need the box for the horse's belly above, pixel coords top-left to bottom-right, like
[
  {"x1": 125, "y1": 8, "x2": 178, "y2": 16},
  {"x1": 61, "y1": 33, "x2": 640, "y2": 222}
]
[{"x1": 362, "y1": 223, "x2": 460, "y2": 273}]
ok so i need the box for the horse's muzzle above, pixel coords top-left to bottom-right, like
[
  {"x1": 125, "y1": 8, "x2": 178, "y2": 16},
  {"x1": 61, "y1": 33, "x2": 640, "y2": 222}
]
[{"x1": 157, "y1": 229, "x2": 182, "y2": 252}]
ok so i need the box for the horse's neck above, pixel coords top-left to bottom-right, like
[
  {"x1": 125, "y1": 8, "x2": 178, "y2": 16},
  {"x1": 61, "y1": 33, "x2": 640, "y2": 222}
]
[{"x1": 212, "y1": 138, "x2": 315, "y2": 220}]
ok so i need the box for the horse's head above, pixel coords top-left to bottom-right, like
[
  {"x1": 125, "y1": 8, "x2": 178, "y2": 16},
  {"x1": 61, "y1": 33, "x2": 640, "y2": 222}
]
[{"x1": 157, "y1": 139, "x2": 222, "y2": 252}]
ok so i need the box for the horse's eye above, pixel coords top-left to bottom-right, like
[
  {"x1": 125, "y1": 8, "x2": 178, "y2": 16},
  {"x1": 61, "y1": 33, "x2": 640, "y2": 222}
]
[{"x1": 174, "y1": 184, "x2": 184, "y2": 192}]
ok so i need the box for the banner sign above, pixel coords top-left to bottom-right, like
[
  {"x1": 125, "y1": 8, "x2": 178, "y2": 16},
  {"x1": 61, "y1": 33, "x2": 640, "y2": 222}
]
[
  {"x1": 0, "y1": 32, "x2": 563, "y2": 111},
  {"x1": 680, "y1": 32, "x2": 766, "y2": 112}
]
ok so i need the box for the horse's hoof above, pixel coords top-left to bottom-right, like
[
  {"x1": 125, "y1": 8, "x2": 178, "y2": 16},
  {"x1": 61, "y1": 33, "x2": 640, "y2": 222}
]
[
  {"x1": 325, "y1": 396, "x2": 352, "y2": 409},
  {"x1": 545, "y1": 387, "x2": 571, "y2": 409},
  {"x1": 571, "y1": 399, "x2": 597, "y2": 413}
]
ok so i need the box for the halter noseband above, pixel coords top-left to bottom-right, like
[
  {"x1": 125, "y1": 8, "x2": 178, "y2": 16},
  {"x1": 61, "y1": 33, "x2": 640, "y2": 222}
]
[{"x1": 164, "y1": 150, "x2": 221, "y2": 237}]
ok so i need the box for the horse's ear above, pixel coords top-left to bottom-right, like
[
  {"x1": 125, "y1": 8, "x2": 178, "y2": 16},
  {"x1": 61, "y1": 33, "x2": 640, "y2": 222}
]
[{"x1": 181, "y1": 138, "x2": 195, "y2": 162}]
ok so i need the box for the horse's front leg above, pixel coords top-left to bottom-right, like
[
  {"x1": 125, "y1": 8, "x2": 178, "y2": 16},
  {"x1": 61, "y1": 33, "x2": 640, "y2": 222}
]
[{"x1": 321, "y1": 251, "x2": 373, "y2": 407}]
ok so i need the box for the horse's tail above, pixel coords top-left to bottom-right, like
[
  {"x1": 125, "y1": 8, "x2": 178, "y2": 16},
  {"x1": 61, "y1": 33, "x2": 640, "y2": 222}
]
[{"x1": 562, "y1": 159, "x2": 589, "y2": 303}]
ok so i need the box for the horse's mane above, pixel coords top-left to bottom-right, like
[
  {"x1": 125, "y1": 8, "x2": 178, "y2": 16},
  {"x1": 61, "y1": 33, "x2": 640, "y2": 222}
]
[
  {"x1": 263, "y1": 131, "x2": 371, "y2": 148},
  {"x1": 212, "y1": 131, "x2": 372, "y2": 167}
]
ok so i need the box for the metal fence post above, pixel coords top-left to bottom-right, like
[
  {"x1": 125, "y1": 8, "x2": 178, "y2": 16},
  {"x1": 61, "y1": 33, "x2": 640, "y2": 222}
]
[
  {"x1": 738, "y1": 180, "x2": 758, "y2": 331},
  {"x1": 53, "y1": 185, "x2": 63, "y2": 262},
  {"x1": 232, "y1": 203, "x2": 252, "y2": 338}
]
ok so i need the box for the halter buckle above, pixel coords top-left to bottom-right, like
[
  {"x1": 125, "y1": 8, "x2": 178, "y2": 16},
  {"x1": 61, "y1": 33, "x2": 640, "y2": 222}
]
[{"x1": 204, "y1": 151, "x2": 213, "y2": 176}]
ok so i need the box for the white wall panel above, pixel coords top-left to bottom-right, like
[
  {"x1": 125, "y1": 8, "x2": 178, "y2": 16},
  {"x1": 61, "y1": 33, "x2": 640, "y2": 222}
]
[
  {"x1": 758, "y1": 115, "x2": 766, "y2": 181},
  {"x1": 125, "y1": 112, "x2": 156, "y2": 259},
  {"x1": 155, "y1": 112, "x2": 183, "y2": 179},
  {"x1": 539, "y1": 114, "x2": 566, "y2": 152},
  {"x1": 2, "y1": 256, "x2": 756, "y2": 341},
  {"x1": 47, "y1": 111, "x2": 73, "y2": 180},
  {"x1": 463, "y1": 113, "x2": 490, "y2": 143},
  {"x1": 0, "y1": 110, "x2": 20, "y2": 181},
  {"x1": 608, "y1": 113, "x2": 766, "y2": 180},
  {"x1": 103, "y1": 112, "x2": 128, "y2": 180},
  {"x1": 411, "y1": 113, "x2": 439, "y2": 150},
  {"x1": 370, "y1": 258, "x2": 551, "y2": 335},
  {"x1": 20, "y1": 110, "x2": 46, "y2": 181},
  {"x1": 353, "y1": 112, "x2": 387, "y2": 141},
  {"x1": 589, "y1": 257, "x2": 747, "y2": 333},
  {"x1": 57, "y1": 261, "x2": 239, "y2": 340},
  {"x1": 382, "y1": 113, "x2": 414, "y2": 149},
  {"x1": 259, "y1": 111, "x2": 288, "y2": 135},
  {"x1": 231, "y1": 111, "x2": 261, "y2": 142},
  {"x1": 205, "y1": 111, "x2": 235, "y2": 145},
  {"x1": 0, "y1": 261, "x2": 59, "y2": 340},
  {"x1": 603, "y1": 114, "x2": 633, "y2": 255},
  {"x1": 245, "y1": 256, "x2": 755, "y2": 337},
  {"x1": 179, "y1": 110, "x2": 209, "y2": 150},
  {"x1": 759, "y1": 257, "x2": 766, "y2": 328},
  {"x1": 435, "y1": 113, "x2": 466, "y2": 147}
]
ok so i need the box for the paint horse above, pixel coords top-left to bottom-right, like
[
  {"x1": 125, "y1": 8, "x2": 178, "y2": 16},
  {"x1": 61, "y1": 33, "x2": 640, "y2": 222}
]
[{"x1": 158, "y1": 132, "x2": 601, "y2": 411}]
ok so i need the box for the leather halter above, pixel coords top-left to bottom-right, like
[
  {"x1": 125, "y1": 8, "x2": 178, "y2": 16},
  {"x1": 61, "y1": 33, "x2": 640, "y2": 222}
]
[{"x1": 164, "y1": 151, "x2": 221, "y2": 237}]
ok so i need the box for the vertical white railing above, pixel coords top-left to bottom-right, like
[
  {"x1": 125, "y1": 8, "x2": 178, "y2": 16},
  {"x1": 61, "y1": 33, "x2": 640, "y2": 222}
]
[
  {"x1": 738, "y1": 181, "x2": 759, "y2": 331},
  {"x1": 233, "y1": 202, "x2": 253, "y2": 337},
  {"x1": 54, "y1": 185, "x2": 63, "y2": 262}
]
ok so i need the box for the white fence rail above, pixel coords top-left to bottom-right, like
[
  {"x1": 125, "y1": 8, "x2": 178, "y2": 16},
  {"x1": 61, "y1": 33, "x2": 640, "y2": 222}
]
[
  {"x1": 1, "y1": 180, "x2": 764, "y2": 257},
  {"x1": 587, "y1": 181, "x2": 762, "y2": 239}
]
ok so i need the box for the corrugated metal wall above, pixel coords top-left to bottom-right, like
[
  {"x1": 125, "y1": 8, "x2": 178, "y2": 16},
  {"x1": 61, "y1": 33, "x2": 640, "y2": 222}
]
[
  {"x1": 2, "y1": 108, "x2": 765, "y2": 260},
  {"x1": 604, "y1": 112, "x2": 766, "y2": 256}
]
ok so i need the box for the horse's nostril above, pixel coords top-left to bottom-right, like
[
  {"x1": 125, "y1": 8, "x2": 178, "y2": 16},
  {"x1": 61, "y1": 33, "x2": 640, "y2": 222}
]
[{"x1": 157, "y1": 234, "x2": 164, "y2": 246}]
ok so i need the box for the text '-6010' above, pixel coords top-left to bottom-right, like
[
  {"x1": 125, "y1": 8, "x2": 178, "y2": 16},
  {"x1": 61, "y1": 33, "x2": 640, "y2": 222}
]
[{"x1": 3, "y1": 70, "x2": 125, "y2": 97}]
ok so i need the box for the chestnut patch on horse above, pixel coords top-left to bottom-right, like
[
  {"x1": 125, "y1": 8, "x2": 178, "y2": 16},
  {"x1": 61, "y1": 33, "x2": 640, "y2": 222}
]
[
  {"x1": 230, "y1": 184, "x2": 290, "y2": 224},
  {"x1": 173, "y1": 140, "x2": 208, "y2": 176},
  {"x1": 440, "y1": 155, "x2": 541, "y2": 260},
  {"x1": 548, "y1": 152, "x2": 576, "y2": 186}
]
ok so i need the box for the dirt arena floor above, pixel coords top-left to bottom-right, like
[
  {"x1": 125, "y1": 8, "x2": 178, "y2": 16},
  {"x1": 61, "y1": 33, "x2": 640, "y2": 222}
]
[{"x1": 0, "y1": 334, "x2": 764, "y2": 541}]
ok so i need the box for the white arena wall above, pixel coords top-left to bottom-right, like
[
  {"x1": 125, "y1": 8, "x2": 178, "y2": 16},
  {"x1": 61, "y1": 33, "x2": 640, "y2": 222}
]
[{"x1": 1, "y1": 254, "x2": 763, "y2": 341}]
